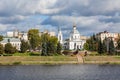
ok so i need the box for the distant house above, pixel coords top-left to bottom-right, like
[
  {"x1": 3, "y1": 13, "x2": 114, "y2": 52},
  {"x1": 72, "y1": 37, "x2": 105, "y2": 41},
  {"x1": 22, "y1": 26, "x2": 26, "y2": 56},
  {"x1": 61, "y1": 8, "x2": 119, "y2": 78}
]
[
  {"x1": 7, "y1": 30, "x2": 28, "y2": 41},
  {"x1": 0, "y1": 38, "x2": 21, "y2": 51},
  {"x1": 7, "y1": 29, "x2": 19, "y2": 38},
  {"x1": 96, "y1": 31, "x2": 119, "y2": 47},
  {"x1": 19, "y1": 32, "x2": 28, "y2": 41},
  {"x1": 39, "y1": 30, "x2": 56, "y2": 37}
]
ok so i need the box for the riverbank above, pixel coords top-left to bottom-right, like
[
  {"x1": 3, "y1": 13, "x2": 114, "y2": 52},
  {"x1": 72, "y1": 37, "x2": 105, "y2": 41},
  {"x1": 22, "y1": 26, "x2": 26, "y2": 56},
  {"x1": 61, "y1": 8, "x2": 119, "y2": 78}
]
[
  {"x1": 0, "y1": 56, "x2": 77, "y2": 65},
  {"x1": 0, "y1": 56, "x2": 120, "y2": 65},
  {"x1": 84, "y1": 56, "x2": 120, "y2": 64}
]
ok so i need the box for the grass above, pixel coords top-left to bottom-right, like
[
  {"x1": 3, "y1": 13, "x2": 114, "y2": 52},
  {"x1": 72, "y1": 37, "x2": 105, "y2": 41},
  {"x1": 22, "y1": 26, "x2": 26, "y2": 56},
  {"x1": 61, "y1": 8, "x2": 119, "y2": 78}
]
[
  {"x1": 0, "y1": 51, "x2": 120, "y2": 65},
  {"x1": 83, "y1": 56, "x2": 120, "y2": 64},
  {"x1": 84, "y1": 56, "x2": 120, "y2": 61},
  {"x1": 0, "y1": 56, "x2": 78, "y2": 65},
  {"x1": 1, "y1": 52, "x2": 40, "y2": 56},
  {"x1": 13, "y1": 52, "x2": 30, "y2": 56}
]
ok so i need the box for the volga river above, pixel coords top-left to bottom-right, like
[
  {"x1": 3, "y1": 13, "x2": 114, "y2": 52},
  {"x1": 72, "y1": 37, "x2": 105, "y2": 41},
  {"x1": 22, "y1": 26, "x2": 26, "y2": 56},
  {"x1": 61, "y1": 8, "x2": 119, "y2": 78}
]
[{"x1": 0, "y1": 64, "x2": 120, "y2": 80}]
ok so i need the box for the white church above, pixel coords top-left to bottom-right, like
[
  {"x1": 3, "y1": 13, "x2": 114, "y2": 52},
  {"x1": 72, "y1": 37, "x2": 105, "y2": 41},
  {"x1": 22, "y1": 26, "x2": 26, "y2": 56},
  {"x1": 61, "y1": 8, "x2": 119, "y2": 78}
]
[{"x1": 58, "y1": 24, "x2": 86, "y2": 50}]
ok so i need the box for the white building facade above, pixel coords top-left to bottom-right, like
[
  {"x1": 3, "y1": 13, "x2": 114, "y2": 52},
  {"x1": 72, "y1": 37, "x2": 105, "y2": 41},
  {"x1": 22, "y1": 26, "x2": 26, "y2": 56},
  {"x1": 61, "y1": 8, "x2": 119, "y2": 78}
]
[
  {"x1": 58, "y1": 25, "x2": 86, "y2": 50},
  {"x1": 58, "y1": 28, "x2": 63, "y2": 44},
  {"x1": 96, "y1": 31, "x2": 119, "y2": 47},
  {"x1": 39, "y1": 30, "x2": 56, "y2": 37},
  {"x1": 0, "y1": 38, "x2": 21, "y2": 51},
  {"x1": 7, "y1": 32, "x2": 14, "y2": 37},
  {"x1": 97, "y1": 31, "x2": 119, "y2": 41}
]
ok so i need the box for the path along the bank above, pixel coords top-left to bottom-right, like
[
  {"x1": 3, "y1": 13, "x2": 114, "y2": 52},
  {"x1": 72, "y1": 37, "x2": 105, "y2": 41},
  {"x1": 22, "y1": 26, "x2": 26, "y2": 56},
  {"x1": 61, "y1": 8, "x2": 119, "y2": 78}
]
[{"x1": 76, "y1": 54, "x2": 84, "y2": 63}]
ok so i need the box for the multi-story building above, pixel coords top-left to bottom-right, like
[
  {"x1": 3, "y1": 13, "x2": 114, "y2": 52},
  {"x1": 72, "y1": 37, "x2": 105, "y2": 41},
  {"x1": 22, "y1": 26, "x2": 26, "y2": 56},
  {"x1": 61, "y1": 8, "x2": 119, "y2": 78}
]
[
  {"x1": 39, "y1": 30, "x2": 56, "y2": 37},
  {"x1": 49, "y1": 32, "x2": 56, "y2": 37},
  {"x1": 96, "y1": 31, "x2": 119, "y2": 41},
  {"x1": 96, "y1": 31, "x2": 119, "y2": 47},
  {"x1": 7, "y1": 31, "x2": 14, "y2": 37},
  {"x1": 7, "y1": 29, "x2": 19, "y2": 38},
  {"x1": 18, "y1": 32, "x2": 28, "y2": 41},
  {"x1": 80, "y1": 35, "x2": 89, "y2": 41},
  {"x1": 7, "y1": 30, "x2": 28, "y2": 41}
]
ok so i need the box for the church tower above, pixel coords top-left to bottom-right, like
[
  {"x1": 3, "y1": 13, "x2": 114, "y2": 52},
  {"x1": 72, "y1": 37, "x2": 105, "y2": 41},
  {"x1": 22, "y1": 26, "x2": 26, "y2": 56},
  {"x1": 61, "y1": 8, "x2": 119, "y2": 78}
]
[
  {"x1": 58, "y1": 27, "x2": 63, "y2": 44},
  {"x1": 73, "y1": 23, "x2": 76, "y2": 30}
]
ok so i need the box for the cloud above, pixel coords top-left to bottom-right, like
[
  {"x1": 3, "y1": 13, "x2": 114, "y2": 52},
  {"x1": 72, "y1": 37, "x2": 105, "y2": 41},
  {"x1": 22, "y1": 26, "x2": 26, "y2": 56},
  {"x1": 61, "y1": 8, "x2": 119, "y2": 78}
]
[
  {"x1": 0, "y1": 0, "x2": 62, "y2": 24},
  {"x1": 0, "y1": 24, "x2": 8, "y2": 31},
  {"x1": 0, "y1": 0, "x2": 120, "y2": 37},
  {"x1": 0, "y1": 0, "x2": 60, "y2": 16},
  {"x1": 0, "y1": 0, "x2": 120, "y2": 17},
  {"x1": 0, "y1": 15, "x2": 26, "y2": 24},
  {"x1": 42, "y1": 15, "x2": 120, "y2": 37}
]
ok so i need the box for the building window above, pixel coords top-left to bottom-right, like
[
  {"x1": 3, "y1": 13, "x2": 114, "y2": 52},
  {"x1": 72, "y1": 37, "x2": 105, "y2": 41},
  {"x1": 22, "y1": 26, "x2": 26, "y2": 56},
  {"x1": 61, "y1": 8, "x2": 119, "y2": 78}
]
[
  {"x1": 80, "y1": 45, "x2": 81, "y2": 49},
  {"x1": 77, "y1": 45, "x2": 79, "y2": 49},
  {"x1": 74, "y1": 43, "x2": 76, "y2": 50},
  {"x1": 59, "y1": 36, "x2": 61, "y2": 40}
]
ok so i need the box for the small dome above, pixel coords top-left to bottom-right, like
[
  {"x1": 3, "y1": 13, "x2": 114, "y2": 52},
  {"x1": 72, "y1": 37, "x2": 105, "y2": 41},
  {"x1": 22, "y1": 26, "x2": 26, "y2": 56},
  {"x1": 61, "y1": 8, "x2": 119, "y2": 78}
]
[{"x1": 70, "y1": 24, "x2": 80, "y2": 35}]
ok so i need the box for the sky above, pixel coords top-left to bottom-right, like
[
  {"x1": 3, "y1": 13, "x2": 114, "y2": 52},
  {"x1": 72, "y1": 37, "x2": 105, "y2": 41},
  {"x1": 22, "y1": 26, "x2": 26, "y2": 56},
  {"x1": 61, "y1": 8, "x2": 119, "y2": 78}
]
[{"x1": 0, "y1": 0, "x2": 120, "y2": 38}]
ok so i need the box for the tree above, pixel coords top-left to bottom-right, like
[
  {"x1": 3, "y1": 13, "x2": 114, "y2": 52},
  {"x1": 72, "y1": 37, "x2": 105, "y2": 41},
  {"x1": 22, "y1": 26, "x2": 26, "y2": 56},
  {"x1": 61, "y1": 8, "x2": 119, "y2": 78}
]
[
  {"x1": 47, "y1": 36, "x2": 58, "y2": 55},
  {"x1": 20, "y1": 40, "x2": 29, "y2": 53},
  {"x1": 116, "y1": 36, "x2": 120, "y2": 55},
  {"x1": 56, "y1": 42, "x2": 62, "y2": 54},
  {"x1": 40, "y1": 34, "x2": 58, "y2": 56},
  {"x1": 40, "y1": 33, "x2": 49, "y2": 56},
  {"x1": 117, "y1": 36, "x2": 120, "y2": 50},
  {"x1": 85, "y1": 34, "x2": 99, "y2": 51},
  {"x1": 0, "y1": 35, "x2": 3, "y2": 41},
  {"x1": 5, "y1": 43, "x2": 16, "y2": 54},
  {"x1": 41, "y1": 42, "x2": 47, "y2": 56},
  {"x1": 102, "y1": 40, "x2": 107, "y2": 53},
  {"x1": 98, "y1": 39, "x2": 104, "y2": 54},
  {"x1": 109, "y1": 39, "x2": 115, "y2": 55},
  {"x1": 28, "y1": 29, "x2": 40, "y2": 50},
  {"x1": 83, "y1": 43, "x2": 89, "y2": 50},
  {"x1": 0, "y1": 43, "x2": 4, "y2": 54}
]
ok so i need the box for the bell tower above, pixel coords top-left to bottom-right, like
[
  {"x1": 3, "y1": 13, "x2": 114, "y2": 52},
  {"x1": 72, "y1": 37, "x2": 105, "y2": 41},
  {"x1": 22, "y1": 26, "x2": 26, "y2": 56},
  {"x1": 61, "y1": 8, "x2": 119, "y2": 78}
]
[
  {"x1": 73, "y1": 23, "x2": 76, "y2": 30},
  {"x1": 58, "y1": 27, "x2": 63, "y2": 44}
]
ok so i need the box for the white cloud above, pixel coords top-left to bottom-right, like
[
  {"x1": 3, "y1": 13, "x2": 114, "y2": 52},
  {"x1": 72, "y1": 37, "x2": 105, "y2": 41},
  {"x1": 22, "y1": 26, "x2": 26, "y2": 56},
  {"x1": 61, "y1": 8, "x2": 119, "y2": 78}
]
[
  {"x1": 0, "y1": 15, "x2": 26, "y2": 24},
  {"x1": 42, "y1": 15, "x2": 120, "y2": 36},
  {"x1": 1, "y1": 0, "x2": 120, "y2": 16},
  {"x1": 0, "y1": 24, "x2": 8, "y2": 31},
  {"x1": 0, "y1": 0, "x2": 120, "y2": 37}
]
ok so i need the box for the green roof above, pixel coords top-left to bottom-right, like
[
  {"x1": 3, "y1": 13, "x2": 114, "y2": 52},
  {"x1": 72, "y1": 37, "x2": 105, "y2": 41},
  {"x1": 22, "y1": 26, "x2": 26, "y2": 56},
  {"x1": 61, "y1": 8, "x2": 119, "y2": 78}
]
[{"x1": 0, "y1": 38, "x2": 21, "y2": 43}]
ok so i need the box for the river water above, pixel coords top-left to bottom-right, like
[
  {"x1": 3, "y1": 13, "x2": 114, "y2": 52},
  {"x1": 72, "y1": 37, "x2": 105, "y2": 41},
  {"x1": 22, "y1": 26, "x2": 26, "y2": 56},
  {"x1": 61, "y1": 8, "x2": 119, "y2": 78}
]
[{"x1": 0, "y1": 64, "x2": 120, "y2": 80}]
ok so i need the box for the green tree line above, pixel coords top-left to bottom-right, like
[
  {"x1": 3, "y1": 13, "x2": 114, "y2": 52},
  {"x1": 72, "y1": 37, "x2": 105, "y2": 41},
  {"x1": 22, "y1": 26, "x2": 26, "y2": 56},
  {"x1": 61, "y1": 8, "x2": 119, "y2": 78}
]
[{"x1": 84, "y1": 34, "x2": 120, "y2": 55}]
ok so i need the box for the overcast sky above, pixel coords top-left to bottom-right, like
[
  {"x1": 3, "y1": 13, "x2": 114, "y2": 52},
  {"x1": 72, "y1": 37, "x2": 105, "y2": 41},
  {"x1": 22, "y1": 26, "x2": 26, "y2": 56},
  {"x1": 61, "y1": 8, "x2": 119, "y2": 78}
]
[{"x1": 0, "y1": 0, "x2": 120, "y2": 38}]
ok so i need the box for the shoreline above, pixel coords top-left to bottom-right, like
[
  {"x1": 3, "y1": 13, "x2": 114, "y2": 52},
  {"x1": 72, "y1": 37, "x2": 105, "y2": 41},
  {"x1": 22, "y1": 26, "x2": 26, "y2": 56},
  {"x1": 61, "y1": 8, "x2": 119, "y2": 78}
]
[
  {"x1": 0, "y1": 61, "x2": 120, "y2": 66},
  {"x1": 0, "y1": 56, "x2": 120, "y2": 65}
]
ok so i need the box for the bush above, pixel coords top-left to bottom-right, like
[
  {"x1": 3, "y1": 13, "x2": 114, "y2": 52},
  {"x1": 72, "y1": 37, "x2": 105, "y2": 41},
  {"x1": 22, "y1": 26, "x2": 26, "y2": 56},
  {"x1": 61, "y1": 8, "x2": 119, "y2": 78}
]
[
  {"x1": 3, "y1": 54, "x2": 13, "y2": 56},
  {"x1": 20, "y1": 40, "x2": 29, "y2": 53},
  {"x1": 0, "y1": 44, "x2": 4, "y2": 54},
  {"x1": 5, "y1": 43, "x2": 17, "y2": 54},
  {"x1": 29, "y1": 52, "x2": 40, "y2": 56},
  {"x1": 13, "y1": 62, "x2": 21, "y2": 65},
  {"x1": 62, "y1": 50, "x2": 72, "y2": 55}
]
